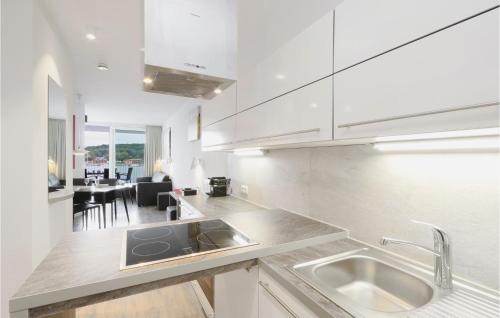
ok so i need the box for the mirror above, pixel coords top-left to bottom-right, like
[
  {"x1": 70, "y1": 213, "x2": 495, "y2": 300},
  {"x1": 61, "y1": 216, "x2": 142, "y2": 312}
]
[{"x1": 48, "y1": 76, "x2": 67, "y2": 193}]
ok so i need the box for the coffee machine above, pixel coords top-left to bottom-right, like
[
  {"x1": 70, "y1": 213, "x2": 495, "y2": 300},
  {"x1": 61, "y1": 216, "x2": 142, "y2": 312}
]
[{"x1": 204, "y1": 177, "x2": 231, "y2": 197}]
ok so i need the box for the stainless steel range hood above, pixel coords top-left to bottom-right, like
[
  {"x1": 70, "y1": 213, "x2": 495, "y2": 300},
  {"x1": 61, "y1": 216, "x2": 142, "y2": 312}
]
[{"x1": 143, "y1": 64, "x2": 235, "y2": 100}]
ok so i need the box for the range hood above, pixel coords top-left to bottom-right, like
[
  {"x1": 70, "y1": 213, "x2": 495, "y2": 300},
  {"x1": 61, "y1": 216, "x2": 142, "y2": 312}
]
[
  {"x1": 144, "y1": 0, "x2": 237, "y2": 99},
  {"x1": 143, "y1": 64, "x2": 235, "y2": 100}
]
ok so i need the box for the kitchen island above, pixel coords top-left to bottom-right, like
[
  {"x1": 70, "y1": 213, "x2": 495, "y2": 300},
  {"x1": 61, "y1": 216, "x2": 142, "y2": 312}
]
[{"x1": 10, "y1": 194, "x2": 347, "y2": 317}]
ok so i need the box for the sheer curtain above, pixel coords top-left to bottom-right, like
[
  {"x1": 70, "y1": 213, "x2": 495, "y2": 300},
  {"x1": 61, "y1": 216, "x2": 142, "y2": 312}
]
[
  {"x1": 48, "y1": 118, "x2": 66, "y2": 179},
  {"x1": 144, "y1": 126, "x2": 163, "y2": 176}
]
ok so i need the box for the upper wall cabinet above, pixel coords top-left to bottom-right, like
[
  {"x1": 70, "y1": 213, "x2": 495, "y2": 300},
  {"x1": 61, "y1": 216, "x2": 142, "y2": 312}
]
[
  {"x1": 237, "y1": 11, "x2": 334, "y2": 112},
  {"x1": 334, "y1": 0, "x2": 499, "y2": 72},
  {"x1": 201, "y1": 115, "x2": 236, "y2": 150},
  {"x1": 334, "y1": 9, "x2": 499, "y2": 140},
  {"x1": 202, "y1": 83, "x2": 237, "y2": 127},
  {"x1": 235, "y1": 76, "x2": 332, "y2": 147},
  {"x1": 144, "y1": 0, "x2": 236, "y2": 99}
]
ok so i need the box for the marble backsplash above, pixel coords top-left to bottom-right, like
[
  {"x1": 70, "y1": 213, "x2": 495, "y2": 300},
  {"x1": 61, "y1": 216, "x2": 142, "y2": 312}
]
[{"x1": 227, "y1": 145, "x2": 499, "y2": 290}]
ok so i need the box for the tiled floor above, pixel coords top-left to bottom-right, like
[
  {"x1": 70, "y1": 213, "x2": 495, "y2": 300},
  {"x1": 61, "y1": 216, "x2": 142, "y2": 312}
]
[{"x1": 73, "y1": 198, "x2": 169, "y2": 232}]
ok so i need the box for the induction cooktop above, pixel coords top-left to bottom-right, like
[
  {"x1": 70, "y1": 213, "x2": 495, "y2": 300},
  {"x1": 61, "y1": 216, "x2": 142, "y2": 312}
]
[{"x1": 120, "y1": 219, "x2": 258, "y2": 270}]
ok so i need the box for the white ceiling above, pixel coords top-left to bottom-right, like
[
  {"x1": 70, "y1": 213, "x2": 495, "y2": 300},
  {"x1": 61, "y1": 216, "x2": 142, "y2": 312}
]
[{"x1": 42, "y1": 0, "x2": 198, "y2": 126}]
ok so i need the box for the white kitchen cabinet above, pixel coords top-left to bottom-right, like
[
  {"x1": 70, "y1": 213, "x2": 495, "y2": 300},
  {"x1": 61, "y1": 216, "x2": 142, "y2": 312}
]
[
  {"x1": 215, "y1": 267, "x2": 259, "y2": 318},
  {"x1": 235, "y1": 76, "x2": 333, "y2": 147},
  {"x1": 259, "y1": 267, "x2": 319, "y2": 318},
  {"x1": 237, "y1": 11, "x2": 334, "y2": 112},
  {"x1": 202, "y1": 83, "x2": 237, "y2": 127},
  {"x1": 334, "y1": 9, "x2": 500, "y2": 140},
  {"x1": 145, "y1": 0, "x2": 236, "y2": 80},
  {"x1": 201, "y1": 116, "x2": 236, "y2": 150},
  {"x1": 334, "y1": 0, "x2": 499, "y2": 72}
]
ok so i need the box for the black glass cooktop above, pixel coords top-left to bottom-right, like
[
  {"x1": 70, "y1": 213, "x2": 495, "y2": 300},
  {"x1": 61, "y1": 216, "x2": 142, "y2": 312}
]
[{"x1": 121, "y1": 219, "x2": 256, "y2": 269}]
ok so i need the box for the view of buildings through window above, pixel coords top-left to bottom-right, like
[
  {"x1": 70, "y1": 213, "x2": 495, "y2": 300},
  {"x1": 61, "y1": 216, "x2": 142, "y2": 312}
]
[
  {"x1": 115, "y1": 129, "x2": 145, "y2": 182},
  {"x1": 84, "y1": 126, "x2": 145, "y2": 182}
]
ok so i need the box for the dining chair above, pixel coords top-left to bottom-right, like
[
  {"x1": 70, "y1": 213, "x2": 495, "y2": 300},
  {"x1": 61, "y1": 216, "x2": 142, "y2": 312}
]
[
  {"x1": 73, "y1": 191, "x2": 101, "y2": 230},
  {"x1": 118, "y1": 167, "x2": 133, "y2": 183},
  {"x1": 93, "y1": 190, "x2": 118, "y2": 226}
]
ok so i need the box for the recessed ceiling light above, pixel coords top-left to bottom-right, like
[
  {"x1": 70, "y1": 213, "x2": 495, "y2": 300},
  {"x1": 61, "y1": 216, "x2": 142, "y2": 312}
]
[
  {"x1": 214, "y1": 88, "x2": 222, "y2": 94},
  {"x1": 143, "y1": 77, "x2": 153, "y2": 84},
  {"x1": 97, "y1": 63, "x2": 109, "y2": 71},
  {"x1": 86, "y1": 33, "x2": 96, "y2": 41}
]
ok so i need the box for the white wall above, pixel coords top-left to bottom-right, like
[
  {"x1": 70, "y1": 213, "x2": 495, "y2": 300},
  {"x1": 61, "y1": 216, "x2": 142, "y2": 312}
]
[
  {"x1": 1, "y1": 0, "x2": 34, "y2": 316},
  {"x1": 1, "y1": 1, "x2": 75, "y2": 316},
  {"x1": 163, "y1": 104, "x2": 228, "y2": 190},
  {"x1": 228, "y1": 146, "x2": 500, "y2": 290},
  {"x1": 32, "y1": 1, "x2": 75, "y2": 268}
]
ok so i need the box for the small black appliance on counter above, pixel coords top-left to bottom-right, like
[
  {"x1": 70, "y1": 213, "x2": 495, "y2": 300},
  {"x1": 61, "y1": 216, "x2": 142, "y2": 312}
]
[{"x1": 204, "y1": 177, "x2": 231, "y2": 197}]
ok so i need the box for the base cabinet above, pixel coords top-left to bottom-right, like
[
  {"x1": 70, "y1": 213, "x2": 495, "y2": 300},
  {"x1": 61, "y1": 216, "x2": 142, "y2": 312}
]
[
  {"x1": 258, "y1": 268, "x2": 319, "y2": 318},
  {"x1": 214, "y1": 267, "x2": 259, "y2": 318},
  {"x1": 214, "y1": 266, "x2": 319, "y2": 318}
]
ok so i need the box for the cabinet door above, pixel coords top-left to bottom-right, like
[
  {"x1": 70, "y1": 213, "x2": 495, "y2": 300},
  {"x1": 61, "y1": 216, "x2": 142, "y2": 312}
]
[
  {"x1": 145, "y1": 0, "x2": 236, "y2": 79},
  {"x1": 258, "y1": 284, "x2": 295, "y2": 318},
  {"x1": 215, "y1": 267, "x2": 259, "y2": 318},
  {"x1": 258, "y1": 268, "x2": 319, "y2": 318},
  {"x1": 334, "y1": 0, "x2": 499, "y2": 71},
  {"x1": 201, "y1": 116, "x2": 236, "y2": 150},
  {"x1": 202, "y1": 83, "x2": 237, "y2": 127},
  {"x1": 237, "y1": 11, "x2": 333, "y2": 112},
  {"x1": 235, "y1": 76, "x2": 332, "y2": 147},
  {"x1": 334, "y1": 9, "x2": 499, "y2": 140}
]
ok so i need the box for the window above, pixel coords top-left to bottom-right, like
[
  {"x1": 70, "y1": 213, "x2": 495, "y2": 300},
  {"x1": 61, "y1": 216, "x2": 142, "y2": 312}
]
[
  {"x1": 84, "y1": 125, "x2": 110, "y2": 178},
  {"x1": 115, "y1": 129, "x2": 145, "y2": 182}
]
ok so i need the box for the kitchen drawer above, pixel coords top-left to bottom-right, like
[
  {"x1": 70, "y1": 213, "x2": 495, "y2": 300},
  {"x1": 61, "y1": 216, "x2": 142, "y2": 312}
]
[
  {"x1": 334, "y1": 9, "x2": 499, "y2": 140},
  {"x1": 334, "y1": 0, "x2": 499, "y2": 71},
  {"x1": 235, "y1": 76, "x2": 333, "y2": 147},
  {"x1": 237, "y1": 11, "x2": 333, "y2": 112},
  {"x1": 201, "y1": 116, "x2": 236, "y2": 150},
  {"x1": 259, "y1": 268, "x2": 319, "y2": 318},
  {"x1": 202, "y1": 83, "x2": 237, "y2": 127}
]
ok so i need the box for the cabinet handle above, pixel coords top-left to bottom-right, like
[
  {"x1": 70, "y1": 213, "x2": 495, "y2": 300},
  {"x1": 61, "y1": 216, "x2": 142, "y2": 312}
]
[
  {"x1": 259, "y1": 281, "x2": 299, "y2": 318},
  {"x1": 236, "y1": 128, "x2": 320, "y2": 143},
  {"x1": 337, "y1": 101, "x2": 499, "y2": 128}
]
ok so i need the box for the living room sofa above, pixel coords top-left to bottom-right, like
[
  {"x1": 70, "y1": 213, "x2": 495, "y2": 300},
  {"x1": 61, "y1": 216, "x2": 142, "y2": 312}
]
[{"x1": 136, "y1": 172, "x2": 173, "y2": 207}]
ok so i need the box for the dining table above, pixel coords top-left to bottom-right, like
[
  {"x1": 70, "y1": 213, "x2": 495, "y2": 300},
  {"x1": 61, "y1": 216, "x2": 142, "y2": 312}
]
[{"x1": 73, "y1": 184, "x2": 132, "y2": 228}]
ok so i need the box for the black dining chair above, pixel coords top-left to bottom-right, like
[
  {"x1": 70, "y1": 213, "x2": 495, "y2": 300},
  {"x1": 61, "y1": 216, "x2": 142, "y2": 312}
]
[
  {"x1": 93, "y1": 190, "x2": 118, "y2": 226},
  {"x1": 118, "y1": 167, "x2": 133, "y2": 183},
  {"x1": 104, "y1": 168, "x2": 110, "y2": 179},
  {"x1": 73, "y1": 191, "x2": 101, "y2": 230}
]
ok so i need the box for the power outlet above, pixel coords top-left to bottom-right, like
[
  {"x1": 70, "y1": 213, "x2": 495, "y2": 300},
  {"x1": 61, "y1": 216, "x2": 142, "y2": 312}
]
[{"x1": 240, "y1": 184, "x2": 249, "y2": 195}]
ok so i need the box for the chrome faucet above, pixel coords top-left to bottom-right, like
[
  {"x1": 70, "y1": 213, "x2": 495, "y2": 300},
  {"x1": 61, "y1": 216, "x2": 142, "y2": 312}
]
[{"x1": 380, "y1": 220, "x2": 453, "y2": 289}]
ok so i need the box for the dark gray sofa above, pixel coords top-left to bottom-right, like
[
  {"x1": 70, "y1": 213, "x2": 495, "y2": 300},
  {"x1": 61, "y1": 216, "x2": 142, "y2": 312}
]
[{"x1": 136, "y1": 172, "x2": 173, "y2": 207}]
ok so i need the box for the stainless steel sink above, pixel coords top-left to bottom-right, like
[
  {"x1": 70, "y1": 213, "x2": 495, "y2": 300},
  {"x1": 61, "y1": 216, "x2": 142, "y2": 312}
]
[
  {"x1": 290, "y1": 248, "x2": 436, "y2": 317},
  {"x1": 290, "y1": 247, "x2": 500, "y2": 317}
]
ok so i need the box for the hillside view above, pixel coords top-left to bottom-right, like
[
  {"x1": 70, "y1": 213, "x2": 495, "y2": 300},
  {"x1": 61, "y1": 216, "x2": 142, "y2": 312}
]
[{"x1": 85, "y1": 143, "x2": 144, "y2": 162}]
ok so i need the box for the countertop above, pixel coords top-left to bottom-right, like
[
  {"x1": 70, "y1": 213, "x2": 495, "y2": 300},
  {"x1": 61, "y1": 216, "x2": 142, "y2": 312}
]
[
  {"x1": 260, "y1": 239, "x2": 500, "y2": 318},
  {"x1": 10, "y1": 194, "x2": 346, "y2": 314},
  {"x1": 48, "y1": 189, "x2": 74, "y2": 204}
]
